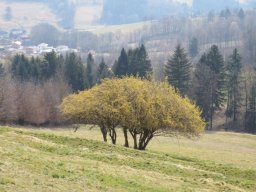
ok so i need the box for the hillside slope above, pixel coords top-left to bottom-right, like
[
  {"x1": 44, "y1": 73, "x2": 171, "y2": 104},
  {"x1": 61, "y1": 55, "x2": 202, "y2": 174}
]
[
  {"x1": 0, "y1": 2, "x2": 58, "y2": 31},
  {"x1": 0, "y1": 126, "x2": 255, "y2": 192}
]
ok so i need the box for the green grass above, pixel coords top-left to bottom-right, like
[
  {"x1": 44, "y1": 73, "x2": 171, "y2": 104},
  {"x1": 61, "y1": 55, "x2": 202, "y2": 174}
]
[{"x1": 0, "y1": 126, "x2": 255, "y2": 192}]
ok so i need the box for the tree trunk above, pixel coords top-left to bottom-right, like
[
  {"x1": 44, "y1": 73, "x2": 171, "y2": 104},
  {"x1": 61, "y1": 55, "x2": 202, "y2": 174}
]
[
  {"x1": 123, "y1": 128, "x2": 129, "y2": 148},
  {"x1": 210, "y1": 83, "x2": 214, "y2": 130},
  {"x1": 133, "y1": 134, "x2": 137, "y2": 149},
  {"x1": 109, "y1": 128, "x2": 117, "y2": 145},
  {"x1": 100, "y1": 126, "x2": 107, "y2": 142},
  {"x1": 138, "y1": 132, "x2": 153, "y2": 150}
]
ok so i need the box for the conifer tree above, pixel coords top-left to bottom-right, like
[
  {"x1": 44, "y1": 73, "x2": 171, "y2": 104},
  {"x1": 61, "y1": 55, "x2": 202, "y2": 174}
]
[
  {"x1": 194, "y1": 45, "x2": 226, "y2": 130},
  {"x1": 43, "y1": 51, "x2": 61, "y2": 79},
  {"x1": 113, "y1": 48, "x2": 128, "y2": 77},
  {"x1": 165, "y1": 44, "x2": 191, "y2": 96},
  {"x1": 86, "y1": 53, "x2": 95, "y2": 88},
  {"x1": 127, "y1": 44, "x2": 152, "y2": 78},
  {"x1": 189, "y1": 37, "x2": 199, "y2": 58},
  {"x1": 65, "y1": 52, "x2": 86, "y2": 92},
  {"x1": 137, "y1": 44, "x2": 152, "y2": 78},
  {"x1": 245, "y1": 84, "x2": 256, "y2": 133},
  {"x1": 225, "y1": 49, "x2": 243, "y2": 123},
  {"x1": 238, "y1": 8, "x2": 245, "y2": 20},
  {"x1": 97, "y1": 58, "x2": 112, "y2": 83}
]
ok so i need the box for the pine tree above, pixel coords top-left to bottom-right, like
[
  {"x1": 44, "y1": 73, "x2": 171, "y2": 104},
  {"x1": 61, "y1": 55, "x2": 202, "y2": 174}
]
[
  {"x1": 189, "y1": 37, "x2": 199, "y2": 58},
  {"x1": 225, "y1": 49, "x2": 242, "y2": 124},
  {"x1": 245, "y1": 84, "x2": 256, "y2": 133},
  {"x1": 127, "y1": 48, "x2": 139, "y2": 76},
  {"x1": 65, "y1": 52, "x2": 86, "y2": 92},
  {"x1": 137, "y1": 44, "x2": 152, "y2": 78},
  {"x1": 43, "y1": 51, "x2": 61, "y2": 79},
  {"x1": 194, "y1": 54, "x2": 212, "y2": 120},
  {"x1": 166, "y1": 44, "x2": 191, "y2": 96},
  {"x1": 11, "y1": 54, "x2": 31, "y2": 81},
  {"x1": 238, "y1": 8, "x2": 245, "y2": 20},
  {"x1": 114, "y1": 48, "x2": 128, "y2": 77},
  {"x1": 127, "y1": 44, "x2": 152, "y2": 78},
  {"x1": 4, "y1": 6, "x2": 12, "y2": 21},
  {"x1": 194, "y1": 45, "x2": 226, "y2": 130},
  {"x1": 86, "y1": 53, "x2": 95, "y2": 88},
  {"x1": 97, "y1": 58, "x2": 112, "y2": 83}
]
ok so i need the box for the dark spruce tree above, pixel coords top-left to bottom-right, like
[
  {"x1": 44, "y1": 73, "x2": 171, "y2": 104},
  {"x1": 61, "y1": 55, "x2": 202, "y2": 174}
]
[
  {"x1": 165, "y1": 44, "x2": 191, "y2": 96},
  {"x1": 189, "y1": 37, "x2": 199, "y2": 58},
  {"x1": 4, "y1": 6, "x2": 12, "y2": 21},
  {"x1": 113, "y1": 48, "x2": 128, "y2": 77},
  {"x1": 137, "y1": 44, "x2": 152, "y2": 78},
  {"x1": 245, "y1": 84, "x2": 256, "y2": 134},
  {"x1": 194, "y1": 45, "x2": 226, "y2": 130},
  {"x1": 225, "y1": 49, "x2": 243, "y2": 126},
  {"x1": 65, "y1": 52, "x2": 86, "y2": 92},
  {"x1": 43, "y1": 51, "x2": 61, "y2": 79},
  {"x1": 194, "y1": 54, "x2": 212, "y2": 120},
  {"x1": 86, "y1": 53, "x2": 96, "y2": 89},
  {"x1": 127, "y1": 44, "x2": 152, "y2": 78},
  {"x1": 11, "y1": 54, "x2": 31, "y2": 81},
  {"x1": 238, "y1": 8, "x2": 245, "y2": 20},
  {"x1": 97, "y1": 58, "x2": 112, "y2": 83}
]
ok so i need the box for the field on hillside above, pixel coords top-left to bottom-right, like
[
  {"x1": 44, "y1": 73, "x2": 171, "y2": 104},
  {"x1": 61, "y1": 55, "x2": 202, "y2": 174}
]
[
  {"x1": 0, "y1": 126, "x2": 255, "y2": 192},
  {"x1": 0, "y1": 2, "x2": 58, "y2": 31}
]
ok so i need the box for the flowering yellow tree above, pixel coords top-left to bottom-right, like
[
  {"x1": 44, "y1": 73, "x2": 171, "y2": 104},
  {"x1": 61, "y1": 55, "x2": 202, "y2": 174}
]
[{"x1": 60, "y1": 77, "x2": 205, "y2": 150}]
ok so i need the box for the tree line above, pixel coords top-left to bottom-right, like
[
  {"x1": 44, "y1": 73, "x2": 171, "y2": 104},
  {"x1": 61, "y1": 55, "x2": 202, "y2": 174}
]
[
  {"x1": 0, "y1": 43, "x2": 255, "y2": 134},
  {"x1": 0, "y1": 44, "x2": 152, "y2": 125},
  {"x1": 165, "y1": 44, "x2": 256, "y2": 134}
]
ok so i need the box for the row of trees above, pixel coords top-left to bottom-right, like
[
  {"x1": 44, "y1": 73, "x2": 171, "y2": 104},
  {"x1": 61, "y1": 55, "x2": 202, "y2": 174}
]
[
  {"x1": 60, "y1": 77, "x2": 205, "y2": 150},
  {"x1": 1, "y1": 43, "x2": 255, "y2": 133},
  {"x1": 0, "y1": 44, "x2": 153, "y2": 125},
  {"x1": 165, "y1": 44, "x2": 256, "y2": 133},
  {"x1": 0, "y1": 51, "x2": 106, "y2": 125},
  {"x1": 112, "y1": 44, "x2": 152, "y2": 78},
  {"x1": 10, "y1": 52, "x2": 110, "y2": 92}
]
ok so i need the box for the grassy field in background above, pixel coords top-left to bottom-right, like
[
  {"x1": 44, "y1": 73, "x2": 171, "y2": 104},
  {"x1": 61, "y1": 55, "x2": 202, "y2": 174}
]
[
  {"x1": 0, "y1": 126, "x2": 255, "y2": 192},
  {"x1": 0, "y1": 2, "x2": 58, "y2": 31}
]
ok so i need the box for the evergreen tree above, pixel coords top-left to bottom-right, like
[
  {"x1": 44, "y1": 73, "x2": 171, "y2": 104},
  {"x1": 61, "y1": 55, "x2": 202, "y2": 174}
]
[
  {"x1": 245, "y1": 84, "x2": 256, "y2": 133},
  {"x1": 97, "y1": 58, "x2": 112, "y2": 83},
  {"x1": 11, "y1": 54, "x2": 31, "y2": 81},
  {"x1": 194, "y1": 54, "x2": 212, "y2": 120},
  {"x1": 225, "y1": 49, "x2": 243, "y2": 124},
  {"x1": 208, "y1": 10, "x2": 215, "y2": 22},
  {"x1": 238, "y1": 8, "x2": 245, "y2": 20},
  {"x1": 4, "y1": 6, "x2": 12, "y2": 21},
  {"x1": 65, "y1": 52, "x2": 86, "y2": 92},
  {"x1": 127, "y1": 48, "x2": 139, "y2": 76},
  {"x1": 166, "y1": 44, "x2": 191, "y2": 96},
  {"x1": 189, "y1": 37, "x2": 199, "y2": 58},
  {"x1": 136, "y1": 44, "x2": 152, "y2": 78},
  {"x1": 86, "y1": 53, "x2": 96, "y2": 88},
  {"x1": 113, "y1": 48, "x2": 128, "y2": 77},
  {"x1": 0, "y1": 64, "x2": 4, "y2": 76},
  {"x1": 43, "y1": 51, "x2": 61, "y2": 79},
  {"x1": 194, "y1": 45, "x2": 226, "y2": 130},
  {"x1": 126, "y1": 44, "x2": 152, "y2": 78}
]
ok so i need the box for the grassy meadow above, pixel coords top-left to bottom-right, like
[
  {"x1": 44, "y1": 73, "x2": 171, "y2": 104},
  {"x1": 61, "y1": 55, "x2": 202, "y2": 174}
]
[{"x1": 0, "y1": 126, "x2": 255, "y2": 192}]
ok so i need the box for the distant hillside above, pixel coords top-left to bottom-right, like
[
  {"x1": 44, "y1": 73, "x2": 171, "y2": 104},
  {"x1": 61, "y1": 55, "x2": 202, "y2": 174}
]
[
  {"x1": 0, "y1": 0, "x2": 102, "y2": 30},
  {"x1": 100, "y1": 0, "x2": 247, "y2": 25},
  {"x1": 100, "y1": 0, "x2": 190, "y2": 25},
  {"x1": 192, "y1": 0, "x2": 240, "y2": 12},
  {"x1": 0, "y1": 1, "x2": 58, "y2": 31}
]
